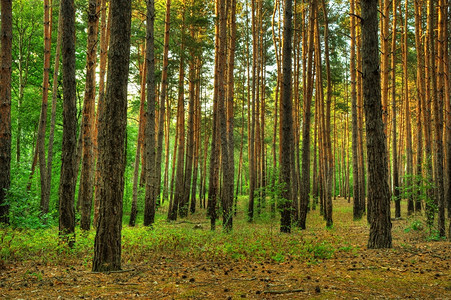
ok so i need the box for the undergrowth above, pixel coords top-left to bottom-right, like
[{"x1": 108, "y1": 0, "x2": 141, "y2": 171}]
[{"x1": 1, "y1": 219, "x2": 339, "y2": 267}]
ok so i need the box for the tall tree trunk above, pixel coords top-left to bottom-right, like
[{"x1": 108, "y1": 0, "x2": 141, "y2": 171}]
[
  {"x1": 403, "y1": 0, "x2": 414, "y2": 216},
  {"x1": 92, "y1": 0, "x2": 131, "y2": 272},
  {"x1": 47, "y1": 2, "x2": 63, "y2": 221},
  {"x1": 391, "y1": 0, "x2": 400, "y2": 218},
  {"x1": 350, "y1": 0, "x2": 362, "y2": 220},
  {"x1": 156, "y1": 0, "x2": 171, "y2": 206},
  {"x1": 414, "y1": 0, "x2": 424, "y2": 213},
  {"x1": 37, "y1": 0, "x2": 52, "y2": 214},
  {"x1": 143, "y1": 0, "x2": 157, "y2": 227},
  {"x1": 248, "y1": 0, "x2": 257, "y2": 222},
  {"x1": 321, "y1": 0, "x2": 333, "y2": 228},
  {"x1": 225, "y1": 0, "x2": 237, "y2": 230},
  {"x1": 93, "y1": 0, "x2": 110, "y2": 227},
  {"x1": 79, "y1": 0, "x2": 100, "y2": 231},
  {"x1": 298, "y1": 0, "x2": 316, "y2": 229},
  {"x1": 435, "y1": 0, "x2": 446, "y2": 237},
  {"x1": 279, "y1": 0, "x2": 294, "y2": 233},
  {"x1": 362, "y1": 0, "x2": 392, "y2": 249},
  {"x1": 170, "y1": 24, "x2": 186, "y2": 221},
  {"x1": 217, "y1": 0, "x2": 233, "y2": 231},
  {"x1": 0, "y1": 0, "x2": 12, "y2": 224},
  {"x1": 59, "y1": 0, "x2": 77, "y2": 246}
]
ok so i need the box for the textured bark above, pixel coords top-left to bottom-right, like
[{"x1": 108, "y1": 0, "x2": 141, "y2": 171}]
[
  {"x1": 299, "y1": 0, "x2": 316, "y2": 229},
  {"x1": 321, "y1": 0, "x2": 333, "y2": 228},
  {"x1": 208, "y1": 2, "x2": 220, "y2": 230},
  {"x1": 158, "y1": 0, "x2": 171, "y2": 205},
  {"x1": 79, "y1": 0, "x2": 100, "y2": 231},
  {"x1": 93, "y1": 0, "x2": 110, "y2": 227},
  {"x1": 248, "y1": 0, "x2": 257, "y2": 222},
  {"x1": 37, "y1": 0, "x2": 52, "y2": 214},
  {"x1": 362, "y1": 0, "x2": 392, "y2": 249},
  {"x1": 92, "y1": 0, "x2": 131, "y2": 272},
  {"x1": 350, "y1": 0, "x2": 362, "y2": 220},
  {"x1": 46, "y1": 2, "x2": 63, "y2": 219},
  {"x1": 279, "y1": 0, "x2": 293, "y2": 233},
  {"x1": 190, "y1": 64, "x2": 201, "y2": 214},
  {"x1": 391, "y1": 0, "x2": 400, "y2": 219},
  {"x1": 435, "y1": 0, "x2": 445, "y2": 237},
  {"x1": 59, "y1": 0, "x2": 77, "y2": 246},
  {"x1": 0, "y1": 0, "x2": 12, "y2": 224},
  {"x1": 414, "y1": 0, "x2": 424, "y2": 213},
  {"x1": 143, "y1": 0, "x2": 157, "y2": 227},
  {"x1": 403, "y1": 0, "x2": 414, "y2": 216}
]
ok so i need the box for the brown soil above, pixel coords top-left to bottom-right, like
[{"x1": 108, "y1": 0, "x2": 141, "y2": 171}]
[{"x1": 1, "y1": 198, "x2": 450, "y2": 299}]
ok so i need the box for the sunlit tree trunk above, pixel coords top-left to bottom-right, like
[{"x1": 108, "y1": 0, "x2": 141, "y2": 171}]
[
  {"x1": 79, "y1": 0, "x2": 100, "y2": 230},
  {"x1": 391, "y1": 0, "x2": 400, "y2": 218},
  {"x1": 93, "y1": 0, "x2": 110, "y2": 227},
  {"x1": 435, "y1": 0, "x2": 446, "y2": 237},
  {"x1": 414, "y1": 0, "x2": 424, "y2": 213},
  {"x1": 157, "y1": 0, "x2": 171, "y2": 206}
]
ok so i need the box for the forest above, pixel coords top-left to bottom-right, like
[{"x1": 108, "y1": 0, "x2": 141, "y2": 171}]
[{"x1": 0, "y1": 0, "x2": 450, "y2": 298}]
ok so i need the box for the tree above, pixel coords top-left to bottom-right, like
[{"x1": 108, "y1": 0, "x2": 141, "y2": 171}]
[
  {"x1": 37, "y1": 0, "x2": 52, "y2": 214},
  {"x1": 143, "y1": 0, "x2": 157, "y2": 227},
  {"x1": 59, "y1": 0, "x2": 77, "y2": 246},
  {"x1": 350, "y1": 0, "x2": 363, "y2": 220},
  {"x1": 92, "y1": 0, "x2": 132, "y2": 272},
  {"x1": 299, "y1": 0, "x2": 315, "y2": 229},
  {"x1": 361, "y1": 0, "x2": 392, "y2": 249},
  {"x1": 0, "y1": 0, "x2": 12, "y2": 224},
  {"x1": 79, "y1": 0, "x2": 100, "y2": 231},
  {"x1": 279, "y1": 0, "x2": 294, "y2": 233}
]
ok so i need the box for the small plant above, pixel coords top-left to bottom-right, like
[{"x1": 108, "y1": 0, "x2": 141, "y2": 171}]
[
  {"x1": 399, "y1": 172, "x2": 436, "y2": 233},
  {"x1": 404, "y1": 219, "x2": 424, "y2": 233}
]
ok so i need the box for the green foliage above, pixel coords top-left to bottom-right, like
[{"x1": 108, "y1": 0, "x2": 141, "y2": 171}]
[
  {"x1": 5, "y1": 164, "x2": 58, "y2": 229},
  {"x1": 404, "y1": 219, "x2": 424, "y2": 233}
]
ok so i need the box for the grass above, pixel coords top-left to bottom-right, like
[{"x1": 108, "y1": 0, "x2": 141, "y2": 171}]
[{"x1": 0, "y1": 196, "x2": 446, "y2": 268}]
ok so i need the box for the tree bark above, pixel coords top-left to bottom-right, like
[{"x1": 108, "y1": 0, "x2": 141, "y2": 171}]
[
  {"x1": 299, "y1": 0, "x2": 316, "y2": 229},
  {"x1": 59, "y1": 0, "x2": 77, "y2": 246},
  {"x1": 279, "y1": 0, "x2": 294, "y2": 233},
  {"x1": 0, "y1": 0, "x2": 12, "y2": 224},
  {"x1": 362, "y1": 0, "x2": 392, "y2": 249},
  {"x1": 37, "y1": 0, "x2": 52, "y2": 214},
  {"x1": 92, "y1": 0, "x2": 132, "y2": 272},
  {"x1": 143, "y1": 0, "x2": 157, "y2": 227},
  {"x1": 79, "y1": 0, "x2": 100, "y2": 231}
]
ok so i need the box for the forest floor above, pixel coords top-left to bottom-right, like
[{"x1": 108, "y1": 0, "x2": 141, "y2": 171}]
[{"x1": 1, "y1": 197, "x2": 450, "y2": 299}]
